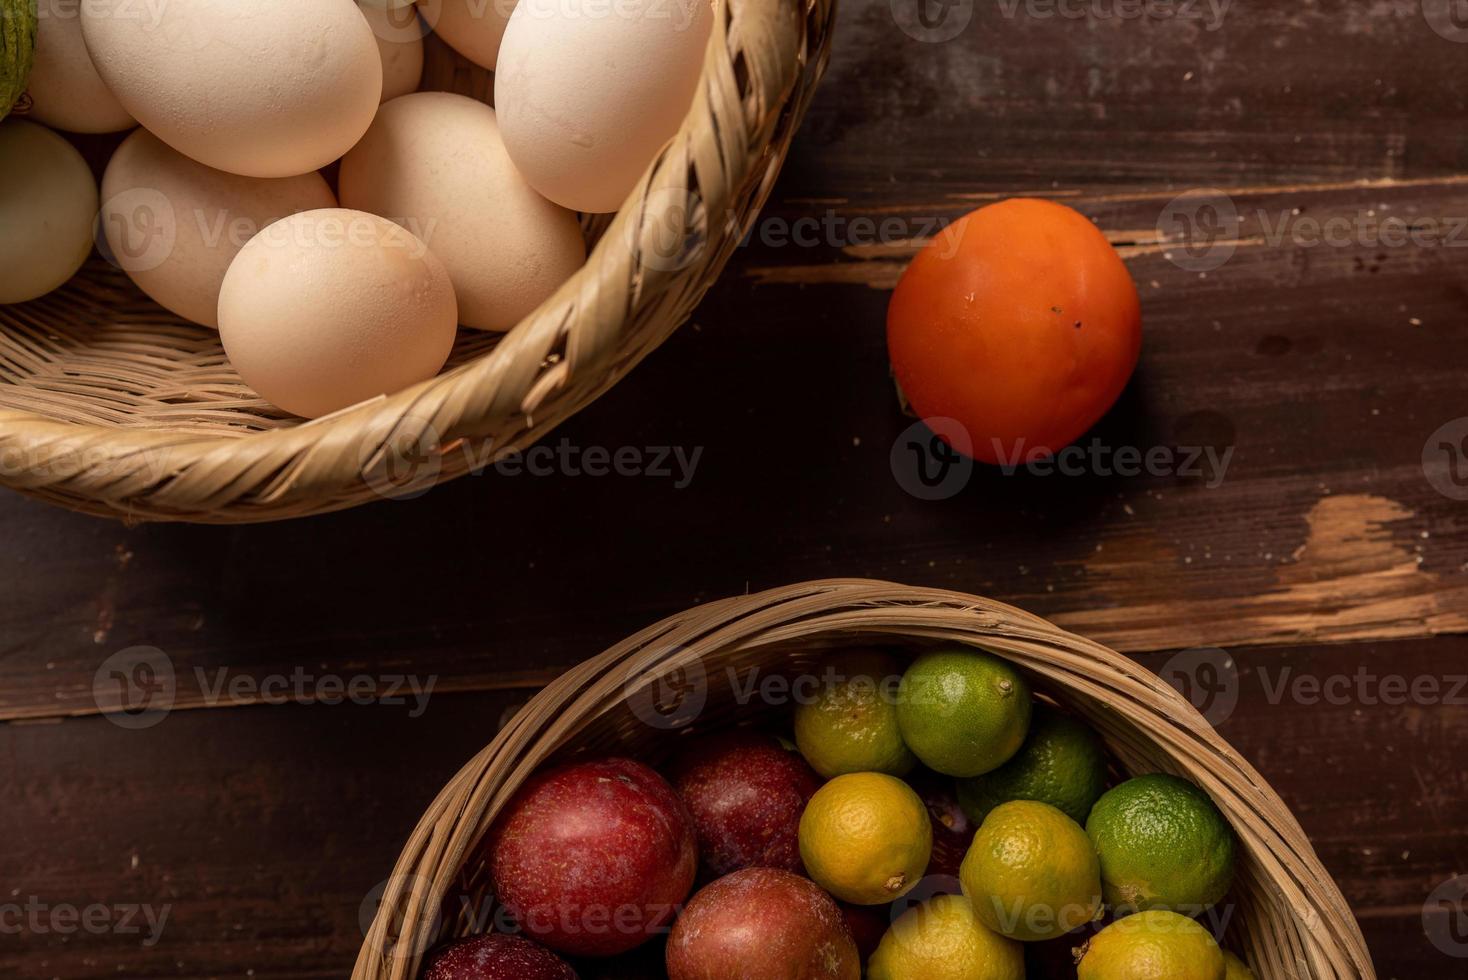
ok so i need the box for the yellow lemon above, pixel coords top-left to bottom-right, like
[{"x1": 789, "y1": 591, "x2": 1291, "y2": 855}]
[
  {"x1": 1222, "y1": 950, "x2": 1256, "y2": 980},
  {"x1": 799, "y1": 772, "x2": 932, "y2": 905},
  {"x1": 1077, "y1": 910, "x2": 1225, "y2": 980},
  {"x1": 959, "y1": 799, "x2": 1102, "y2": 941},
  {"x1": 868, "y1": 894, "x2": 1024, "y2": 980}
]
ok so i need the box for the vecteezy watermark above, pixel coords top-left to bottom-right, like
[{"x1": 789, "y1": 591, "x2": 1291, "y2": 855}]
[
  {"x1": 192, "y1": 666, "x2": 437, "y2": 716},
  {"x1": 890, "y1": 0, "x2": 973, "y2": 42},
  {"x1": 359, "y1": 874, "x2": 444, "y2": 962},
  {"x1": 741, "y1": 211, "x2": 953, "y2": 254},
  {"x1": 0, "y1": 441, "x2": 176, "y2": 488},
  {"x1": 359, "y1": 412, "x2": 444, "y2": 503},
  {"x1": 92, "y1": 646, "x2": 177, "y2": 731},
  {"x1": 626, "y1": 661, "x2": 989, "y2": 732},
  {"x1": 0, "y1": 897, "x2": 171, "y2": 948},
  {"x1": 630, "y1": 185, "x2": 707, "y2": 274},
  {"x1": 1423, "y1": 417, "x2": 1468, "y2": 502},
  {"x1": 891, "y1": 0, "x2": 1227, "y2": 42},
  {"x1": 999, "y1": 0, "x2": 1230, "y2": 30},
  {"x1": 992, "y1": 439, "x2": 1233, "y2": 487},
  {"x1": 1159, "y1": 649, "x2": 1468, "y2": 729},
  {"x1": 92, "y1": 648, "x2": 437, "y2": 728},
  {"x1": 1158, "y1": 189, "x2": 1240, "y2": 273},
  {"x1": 358, "y1": 0, "x2": 434, "y2": 44},
  {"x1": 488, "y1": 440, "x2": 702, "y2": 487},
  {"x1": 1425, "y1": 874, "x2": 1468, "y2": 957},
  {"x1": 973, "y1": 894, "x2": 1103, "y2": 938},
  {"x1": 356, "y1": 415, "x2": 706, "y2": 502},
  {"x1": 889, "y1": 419, "x2": 1235, "y2": 501},
  {"x1": 626, "y1": 651, "x2": 709, "y2": 731},
  {"x1": 1256, "y1": 667, "x2": 1468, "y2": 708},
  {"x1": 1160, "y1": 189, "x2": 1468, "y2": 272},
  {"x1": 239, "y1": 211, "x2": 436, "y2": 259},
  {"x1": 96, "y1": 194, "x2": 442, "y2": 274},
  {"x1": 39, "y1": 0, "x2": 168, "y2": 30},
  {"x1": 1158, "y1": 647, "x2": 1240, "y2": 728},
  {"x1": 1422, "y1": 0, "x2": 1468, "y2": 43},
  {"x1": 509, "y1": 0, "x2": 704, "y2": 30},
  {"x1": 888, "y1": 874, "x2": 965, "y2": 921},
  {"x1": 890, "y1": 418, "x2": 975, "y2": 501}
]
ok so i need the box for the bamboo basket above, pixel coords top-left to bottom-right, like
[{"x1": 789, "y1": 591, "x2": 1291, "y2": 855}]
[
  {"x1": 0, "y1": 0, "x2": 835, "y2": 523},
  {"x1": 356, "y1": 579, "x2": 1375, "y2": 980}
]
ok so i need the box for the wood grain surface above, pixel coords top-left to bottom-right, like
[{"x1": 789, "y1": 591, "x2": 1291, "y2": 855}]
[{"x1": 4, "y1": 0, "x2": 1467, "y2": 976}]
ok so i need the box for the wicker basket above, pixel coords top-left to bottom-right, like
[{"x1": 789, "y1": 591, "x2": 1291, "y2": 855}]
[
  {"x1": 0, "y1": 0, "x2": 834, "y2": 523},
  {"x1": 356, "y1": 579, "x2": 1374, "y2": 980}
]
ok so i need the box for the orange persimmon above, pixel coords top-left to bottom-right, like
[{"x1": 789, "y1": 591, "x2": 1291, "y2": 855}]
[{"x1": 886, "y1": 198, "x2": 1142, "y2": 465}]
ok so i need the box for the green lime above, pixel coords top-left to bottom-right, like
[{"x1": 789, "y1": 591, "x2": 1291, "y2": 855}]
[
  {"x1": 895, "y1": 648, "x2": 1031, "y2": 777},
  {"x1": 959, "y1": 800, "x2": 1102, "y2": 942},
  {"x1": 1085, "y1": 773, "x2": 1237, "y2": 914},
  {"x1": 868, "y1": 894, "x2": 1024, "y2": 980},
  {"x1": 956, "y1": 703, "x2": 1108, "y2": 825},
  {"x1": 794, "y1": 650, "x2": 916, "y2": 778},
  {"x1": 1077, "y1": 910, "x2": 1225, "y2": 980}
]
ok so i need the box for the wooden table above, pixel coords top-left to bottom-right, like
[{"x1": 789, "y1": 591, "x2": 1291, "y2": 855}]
[{"x1": 4, "y1": 2, "x2": 1466, "y2": 976}]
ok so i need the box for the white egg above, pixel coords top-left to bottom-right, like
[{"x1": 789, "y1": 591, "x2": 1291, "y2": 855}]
[
  {"x1": 0, "y1": 119, "x2": 98, "y2": 304},
  {"x1": 28, "y1": 0, "x2": 135, "y2": 134},
  {"x1": 99, "y1": 129, "x2": 338, "y2": 328},
  {"x1": 80, "y1": 0, "x2": 383, "y2": 178},
  {"x1": 417, "y1": 0, "x2": 516, "y2": 70},
  {"x1": 219, "y1": 210, "x2": 458, "y2": 419},
  {"x1": 494, "y1": 0, "x2": 712, "y2": 213},
  {"x1": 339, "y1": 92, "x2": 584, "y2": 332},
  {"x1": 358, "y1": 0, "x2": 425, "y2": 102}
]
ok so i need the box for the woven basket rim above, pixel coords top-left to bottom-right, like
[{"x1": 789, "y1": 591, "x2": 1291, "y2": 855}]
[{"x1": 354, "y1": 578, "x2": 1376, "y2": 980}]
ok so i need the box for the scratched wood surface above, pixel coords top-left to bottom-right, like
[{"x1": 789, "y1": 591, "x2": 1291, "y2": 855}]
[{"x1": 3, "y1": 0, "x2": 1467, "y2": 976}]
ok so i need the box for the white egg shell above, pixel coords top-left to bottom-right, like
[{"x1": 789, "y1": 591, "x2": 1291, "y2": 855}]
[
  {"x1": 494, "y1": 0, "x2": 712, "y2": 213},
  {"x1": 28, "y1": 0, "x2": 135, "y2": 134},
  {"x1": 99, "y1": 129, "x2": 338, "y2": 329},
  {"x1": 80, "y1": 0, "x2": 383, "y2": 178},
  {"x1": 416, "y1": 0, "x2": 516, "y2": 70},
  {"x1": 219, "y1": 210, "x2": 457, "y2": 419},
  {"x1": 358, "y1": 1, "x2": 425, "y2": 102},
  {"x1": 339, "y1": 92, "x2": 585, "y2": 331},
  {"x1": 0, "y1": 119, "x2": 98, "y2": 304}
]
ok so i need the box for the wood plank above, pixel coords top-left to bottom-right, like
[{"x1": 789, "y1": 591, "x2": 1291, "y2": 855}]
[
  {"x1": 4, "y1": 3, "x2": 1467, "y2": 977},
  {"x1": 3, "y1": 167, "x2": 1466, "y2": 719},
  {"x1": 1, "y1": 637, "x2": 1462, "y2": 978},
  {"x1": 6, "y1": 0, "x2": 1468, "y2": 719}
]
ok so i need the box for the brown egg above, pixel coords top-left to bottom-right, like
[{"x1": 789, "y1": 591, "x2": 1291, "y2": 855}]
[
  {"x1": 100, "y1": 129, "x2": 337, "y2": 328},
  {"x1": 28, "y1": 0, "x2": 135, "y2": 134},
  {"x1": 218, "y1": 209, "x2": 458, "y2": 419},
  {"x1": 494, "y1": 0, "x2": 713, "y2": 213},
  {"x1": 339, "y1": 92, "x2": 585, "y2": 331},
  {"x1": 80, "y1": 0, "x2": 382, "y2": 178},
  {"x1": 358, "y1": 1, "x2": 425, "y2": 102}
]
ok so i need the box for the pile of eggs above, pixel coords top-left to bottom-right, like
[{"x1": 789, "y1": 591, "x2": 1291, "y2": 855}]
[{"x1": 0, "y1": 0, "x2": 713, "y2": 418}]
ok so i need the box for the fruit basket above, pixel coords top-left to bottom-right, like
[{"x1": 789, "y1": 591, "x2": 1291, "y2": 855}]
[
  {"x1": 356, "y1": 579, "x2": 1374, "y2": 980},
  {"x1": 0, "y1": 0, "x2": 834, "y2": 523}
]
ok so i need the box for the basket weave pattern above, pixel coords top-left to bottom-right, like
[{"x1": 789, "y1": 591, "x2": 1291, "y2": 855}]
[
  {"x1": 355, "y1": 580, "x2": 1375, "y2": 980},
  {"x1": 0, "y1": 0, "x2": 834, "y2": 522}
]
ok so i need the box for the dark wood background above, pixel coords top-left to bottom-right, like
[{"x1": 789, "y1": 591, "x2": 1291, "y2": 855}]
[{"x1": 5, "y1": 0, "x2": 1468, "y2": 976}]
